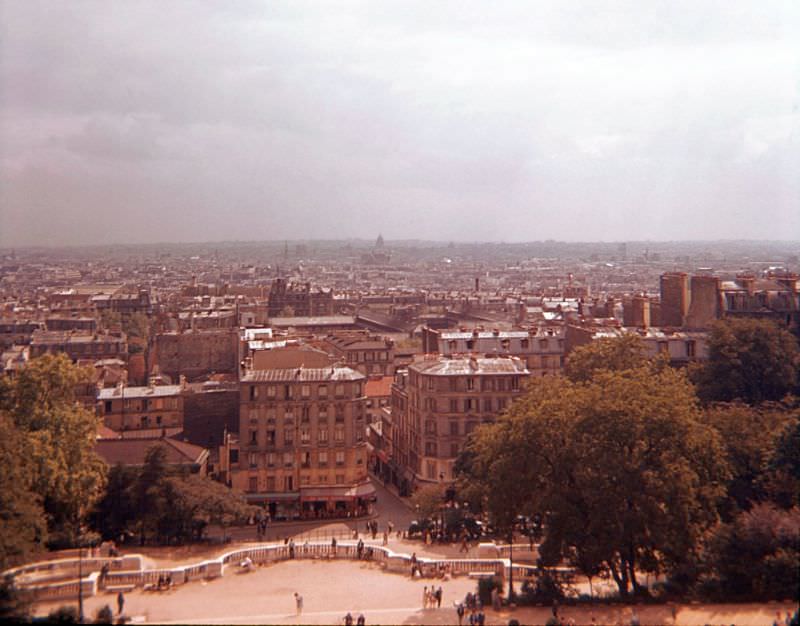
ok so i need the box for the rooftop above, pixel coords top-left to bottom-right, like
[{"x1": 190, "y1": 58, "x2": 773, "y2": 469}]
[
  {"x1": 242, "y1": 366, "x2": 365, "y2": 383},
  {"x1": 410, "y1": 356, "x2": 529, "y2": 376}
]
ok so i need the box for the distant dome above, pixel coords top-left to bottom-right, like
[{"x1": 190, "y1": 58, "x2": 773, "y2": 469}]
[{"x1": 375, "y1": 234, "x2": 384, "y2": 248}]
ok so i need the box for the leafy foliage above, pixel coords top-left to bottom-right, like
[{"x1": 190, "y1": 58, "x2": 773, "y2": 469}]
[
  {"x1": 91, "y1": 444, "x2": 256, "y2": 545},
  {"x1": 703, "y1": 503, "x2": 800, "y2": 600},
  {"x1": 693, "y1": 318, "x2": 800, "y2": 404},
  {"x1": 410, "y1": 483, "x2": 445, "y2": 521},
  {"x1": 564, "y1": 334, "x2": 650, "y2": 383},
  {"x1": 0, "y1": 354, "x2": 106, "y2": 552},
  {"x1": 458, "y1": 341, "x2": 729, "y2": 597},
  {"x1": 703, "y1": 402, "x2": 796, "y2": 517}
]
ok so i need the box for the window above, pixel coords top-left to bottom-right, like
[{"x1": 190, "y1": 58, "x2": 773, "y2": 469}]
[
  {"x1": 249, "y1": 429, "x2": 257, "y2": 444},
  {"x1": 335, "y1": 451, "x2": 345, "y2": 465},
  {"x1": 521, "y1": 338, "x2": 529, "y2": 350},
  {"x1": 425, "y1": 441, "x2": 437, "y2": 456},
  {"x1": 334, "y1": 426, "x2": 345, "y2": 442},
  {"x1": 450, "y1": 443, "x2": 459, "y2": 457},
  {"x1": 266, "y1": 476, "x2": 275, "y2": 491},
  {"x1": 467, "y1": 378, "x2": 475, "y2": 391},
  {"x1": 300, "y1": 428, "x2": 311, "y2": 444},
  {"x1": 301, "y1": 385, "x2": 310, "y2": 398},
  {"x1": 156, "y1": 415, "x2": 162, "y2": 425},
  {"x1": 464, "y1": 398, "x2": 475, "y2": 412},
  {"x1": 449, "y1": 398, "x2": 459, "y2": 413},
  {"x1": 284, "y1": 429, "x2": 294, "y2": 445},
  {"x1": 427, "y1": 377, "x2": 435, "y2": 391},
  {"x1": 355, "y1": 423, "x2": 364, "y2": 442},
  {"x1": 319, "y1": 474, "x2": 328, "y2": 483},
  {"x1": 248, "y1": 476, "x2": 258, "y2": 492},
  {"x1": 266, "y1": 452, "x2": 275, "y2": 467},
  {"x1": 658, "y1": 341, "x2": 669, "y2": 354},
  {"x1": 267, "y1": 385, "x2": 276, "y2": 398},
  {"x1": 335, "y1": 405, "x2": 345, "y2": 422},
  {"x1": 425, "y1": 420, "x2": 437, "y2": 434},
  {"x1": 284, "y1": 476, "x2": 294, "y2": 491},
  {"x1": 300, "y1": 451, "x2": 310, "y2": 467},
  {"x1": 497, "y1": 397, "x2": 507, "y2": 410},
  {"x1": 301, "y1": 406, "x2": 310, "y2": 422},
  {"x1": 335, "y1": 384, "x2": 345, "y2": 398},
  {"x1": 426, "y1": 461, "x2": 436, "y2": 479},
  {"x1": 318, "y1": 428, "x2": 329, "y2": 443},
  {"x1": 450, "y1": 421, "x2": 459, "y2": 436},
  {"x1": 249, "y1": 386, "x2": 256, "y2": 401},
  {"x1": 512, "y1": 376, "x2": 520, "y2": 391},
  {"x1": 104, "y1": 400, "x2": 112, "y2": 414},
  {"x1": 686, "y1": 340, "x2": 696, "y2": 358},
  {"x1": 539, "y1": 339, "x2": 548, "y2": 350},
  {"x1": 283, "y1": 452, "x2": 293, "y2": 467},
  {"x1": 318, "y1": 404, "x2": 328, "y2": 419},
  {"x1": 449, "y1": 378, "x2": 458, "y2": 392},
  {"x1": 319, "y1": 385, "x2": 328, "y2": 398},
  {"x1": 300, "y1": 475, "x2": 310, "y2": 486},
  {"x1": 335, "y1": 474, "x2": 345, "y2": 484},
  {"x1": 266, "y1": 429, "x2": 276, "y2": 445},
  {"x1": 483, "y1": 398, "x2": 493, "y2": 412},
  {"x1": 318, "y1": 451, "x2": 328, "y2": 466}
]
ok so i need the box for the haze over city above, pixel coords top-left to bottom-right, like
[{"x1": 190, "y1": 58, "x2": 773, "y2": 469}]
[{"x1": 1, "y1": 0, "x2": 799, "y2": 247}]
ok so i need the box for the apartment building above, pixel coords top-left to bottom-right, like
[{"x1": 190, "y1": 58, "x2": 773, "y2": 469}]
[
  {"x1": 98, "y1": 382, "x2": 185, "y2": 432},
  {"x1": 29, "y1": 329, "x2": 128, "y2": 362},
  {"x1": 322, "y1": 332, "x2": 395, "y2": 377},
  {"x1": 421, "y1": 327, "x2": 563, "y2": 376},
  {"x1": 227, "y1": 366, "x2": 373, "y2": 520},
  {"x1": 391, "y1": 355, "x2": 530, "y2": 492}
]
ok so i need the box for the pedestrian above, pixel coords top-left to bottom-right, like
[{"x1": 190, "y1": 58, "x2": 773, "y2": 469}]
[
  {"x1": 294, "y1": 592, "x2": 303, "y2": 615},
  {"x1": 357, "y1": 613, "x2": 365, "y2": 626},
  {"x1": 436, "y1": 585, "x2": 442, "y2": 608},
  {"x1": 289, "y1": 539, "x2": 295, "y2": 559},
  {"x1": 410, "y1": 552, "x2": 418, "y2": 578},
  {"x1": 382, "y1": 531, "x2": 388, "y2": 546},
  {"x1": 477, "y1": 609, "x2": 485, "y2": 626},
  {"x1": 456, "y1": 602, "x2": 465, "y2": 626},
  {"x1": 423, "y1": 586, "x2": 428, "y2": 609},
  {"x1": 344, "y1": 611, "x2": 353, "y2": 625},
  {"x1": 388, "y1": 520, "x2": 394, "y2": 534},
  {"x1": 460, "y1": 537, "x2": 469, "y2": 553},
  {"x1": 357, "y1": 538, "x2": 364, "y2": 559},
  {"x1": 116, "y1": 591, "x2": 124, "y2": 615},
  {"x1": 331, "y1": 536, "x2": 337, "y2": 557}
]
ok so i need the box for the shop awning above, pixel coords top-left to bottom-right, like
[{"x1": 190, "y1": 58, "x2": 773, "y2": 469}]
[
  {"x1": 245, "y1": 491, "x2": 300, "y2": 503},
  {"x1": 299, "y1": 482, "x2": 376, "y2": 502}
]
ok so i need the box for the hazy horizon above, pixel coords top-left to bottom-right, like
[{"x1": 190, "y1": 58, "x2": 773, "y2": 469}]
[{"x1": 2, "y1": 1, "x2": 799, "y2": 247}]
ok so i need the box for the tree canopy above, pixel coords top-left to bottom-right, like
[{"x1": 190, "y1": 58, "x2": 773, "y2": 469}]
[
  {"x1": 692, "y1": 318, "x2": 799, "y2": 404},
  {"x1": 0, "y1": 354, "x2": 106, "y2": 552},
  {"x1": 564, "y1": 333, "x2": 650, "y2": 383},
  {"x1": 92, "y1": 445, "x2": 256, "y2": 545},
  {"x1": 458, "y1": 354, "x2": 729, "y2": 597}
]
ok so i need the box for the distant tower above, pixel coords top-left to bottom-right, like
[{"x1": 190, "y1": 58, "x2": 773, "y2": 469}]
[{"x1": 376, "y1": 234, "x2": 384, "y2": 249}]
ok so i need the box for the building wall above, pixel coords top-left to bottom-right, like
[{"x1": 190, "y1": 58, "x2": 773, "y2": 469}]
[
  {"x1": 660, "y1": 273, "x2": 689, "y2": 327},
  {"x1": 183, "y1": 386, "x2": 240, "y2": 449},
  {"x1": 232, "y1": 370, "x2": 368, "y2": 511},
  {"x1": 100, "y1": 389, "x2": 184, "y2": 431},
  {"x1": 154, "y1": 329, "x2": 238, "y2": 382},
  {"x1": 686, "y1": 276, "x2": 721, "y2": 329}
]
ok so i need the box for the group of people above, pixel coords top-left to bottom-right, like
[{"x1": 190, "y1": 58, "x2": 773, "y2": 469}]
[
  {"x1": 155, "y1": 573, "x2": 173, "y2": 590},
  {"x1": 343, "y1": 611, "x2": 366, "y2": 625},
  {"x1": 454, "y1": 593, "x2": 485, "y2": 626},
  {"x1": 422, "y1": 585, "x2": 443, "y2": 609}
]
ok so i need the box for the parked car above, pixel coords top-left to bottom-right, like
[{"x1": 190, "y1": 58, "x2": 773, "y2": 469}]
[{"x1": 407, "y1": 519, "x2": 434, "y2": 538}]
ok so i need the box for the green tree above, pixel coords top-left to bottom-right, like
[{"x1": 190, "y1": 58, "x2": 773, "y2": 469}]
[
  {"x1": 0, "y1": 414, "x2": 47, "y2": 568},
  {"x1": 704, "y1": 402, "x2": 795, "y2": 516},
  {"x1": 763, "y1": 415, "x2": 800, "y2": 508},
  {"x1": 410, "y1": 483, "x2": 445, "y2": 521},
  {"x1": 693, "y1": 318, "x2": 799, "y2": 404},
  {"x1": 564, "y1": 334, "x2": 649, "y2": 383},
  {"x1": 0, "y1": 354, "x2": 106, "y2": 548},
  {"x1": 704, "y1": 503, "x2": 800, "y2": 600},
  {"x1": 458, "y1": 364, "x2": 729, "y2": 597}
]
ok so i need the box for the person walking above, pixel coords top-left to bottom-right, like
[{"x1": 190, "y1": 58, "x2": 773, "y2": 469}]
[
  {"x1": 116, "y1": 591, "x2": 125, "y2": 616},
  {"x1": 436, "y1": 586, "x2": 443, "y2": 608},
  {"x1": 423, "y1": 586, "x2": 428, "y2": 609},
  {"x1": 356, "y1": 613, "x2": 365, "y2": 626},
  {"x1": 294, "y1": 592, "x2": 303, "y2": 615},
  {"x1": 455, "y1": 602, "x2": 465, "y2": 626},
  {"x1": 382, "y1": 531, "x2": 388, "y2": 546},
  {"x1": 344, "y1": 612, "x2": 353, "y2": 626},
  {"x1": 357, "y1": 538, "x2": 364, "y2": 559}
]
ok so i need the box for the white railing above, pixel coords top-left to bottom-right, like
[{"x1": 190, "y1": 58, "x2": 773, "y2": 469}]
[{"x1": 6, "y1": 540, "x2": 563, "y2": 602}]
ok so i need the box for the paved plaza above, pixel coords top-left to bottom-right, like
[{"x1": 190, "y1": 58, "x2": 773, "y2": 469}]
[{"x1": 34, "y1": 558, "x2": 796, "y2": 625}]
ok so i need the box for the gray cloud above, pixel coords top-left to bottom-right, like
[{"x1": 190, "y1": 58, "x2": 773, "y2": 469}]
[{"x1": 1, "y1": 0, "x2": 798, "y2": 246}]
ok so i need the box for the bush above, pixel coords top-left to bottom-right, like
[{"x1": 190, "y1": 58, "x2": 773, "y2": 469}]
[
  {"x1": 518, "y1": 569, "x2": 568, "y2": 605},
  {"x1": 476, "y1": 575, "x2": 502, "y2": 606},
  {"x1": 47, "y1": 606, "x2": 79, "y2": 623},
  {"x1": 94, "y1": 604, "x2": 114, "y2": 624}
]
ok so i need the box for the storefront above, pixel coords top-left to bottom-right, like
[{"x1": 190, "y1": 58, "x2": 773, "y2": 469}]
[{"x1": 299, "y1": 482, "x2": 377, "y2": 519}]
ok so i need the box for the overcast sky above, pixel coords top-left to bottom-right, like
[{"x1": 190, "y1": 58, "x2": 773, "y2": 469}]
[{"x1": 1, "y1": 1, "x2": 798, "y2": 247}]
